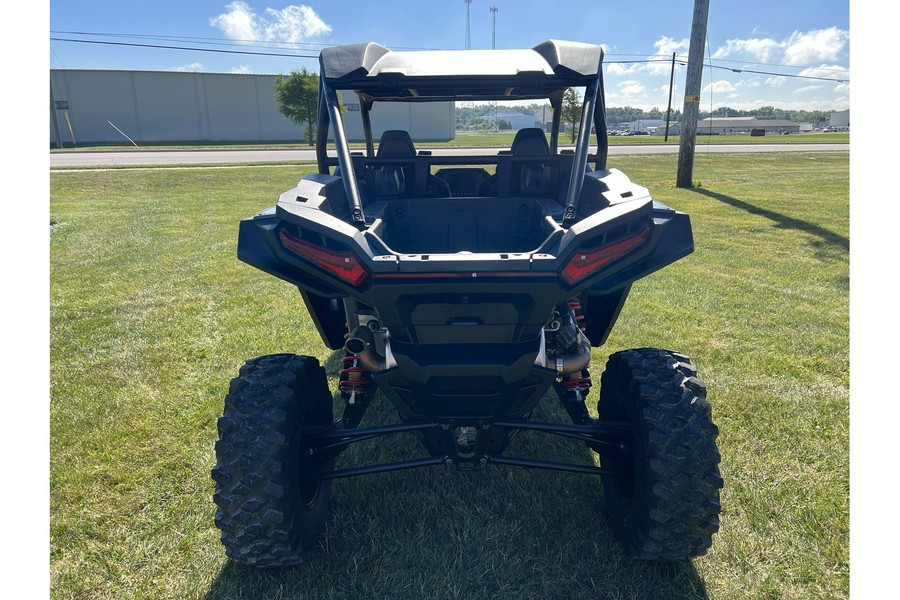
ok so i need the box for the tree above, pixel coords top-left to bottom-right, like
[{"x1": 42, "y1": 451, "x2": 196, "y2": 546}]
[
  {"x1": 561, "y1": 88, "x2": 582, "y2": 143},
  {"x1": 274, "y1": 68, "x2": 320, "y2": 146}
]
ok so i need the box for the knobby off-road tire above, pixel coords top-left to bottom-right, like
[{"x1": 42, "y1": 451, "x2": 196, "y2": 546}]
[
  {"x1": 598, "y1": 348, "x2": 723, "y2": 561},
  {"x1": 212, "y1": 354, "x2": 334, "y2": 567}
]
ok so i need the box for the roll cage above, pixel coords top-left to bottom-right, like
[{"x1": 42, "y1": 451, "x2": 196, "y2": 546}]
[{"x1": 313, "y1": 40, "x2": 610, "y2": 229}]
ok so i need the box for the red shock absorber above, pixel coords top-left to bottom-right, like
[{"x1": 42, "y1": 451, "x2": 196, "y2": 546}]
[
  {"x1": 339, "y1": 354, "x2": 371, "y2": 396},
  {"x1": 562, "y1": 372, "x2": 592, "y2": 390},
  {"x1": 563, "y1": 297, "x2": 591, "y2": 391},
  {"x1": 567, "y1": 297, "x2": 586, "y2": 332}
]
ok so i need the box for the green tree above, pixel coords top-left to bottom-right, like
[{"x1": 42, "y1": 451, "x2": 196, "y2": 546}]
[
  {"x1": 561, "y1": 88, "x2": 582, "y2": 143},
  {"x1": 274, "y1": 68, "x2": 320, "y2": 146}
]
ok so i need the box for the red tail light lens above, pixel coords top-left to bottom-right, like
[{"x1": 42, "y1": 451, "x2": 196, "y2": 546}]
[
  {"x1": 279, "y1": 230, "x2": 370, "y2": 287},
  {"x1": 560, "y1": 224, "x2": 651, "y2": 285}
]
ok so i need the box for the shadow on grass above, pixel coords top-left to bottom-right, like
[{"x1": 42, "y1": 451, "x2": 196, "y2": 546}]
[
  {"x1": 203, "y1": 350, "x2": 711, "y2": 599},
  {"x1": 690, "y1": 187, "x2": 849, "y2": 260}
]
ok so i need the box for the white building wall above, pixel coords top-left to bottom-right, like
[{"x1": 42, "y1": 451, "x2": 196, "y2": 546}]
[
  {"x1": 830, "y1": 110, "x2": 850, "y2": 128},
  {"x1": 50, "y1": 69, "x2": 455, "y2": 145},
  {"x1": 131, "y1": 72, "x2": 205, "y2": 141}
]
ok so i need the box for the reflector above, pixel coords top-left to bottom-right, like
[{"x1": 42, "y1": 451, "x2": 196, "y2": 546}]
[
  {"x1": 560, "y1": 224, "x2": 651, "y2": 285},
  {"x1": 279, "y1": 230, "x2": 369, "y2": 287}
]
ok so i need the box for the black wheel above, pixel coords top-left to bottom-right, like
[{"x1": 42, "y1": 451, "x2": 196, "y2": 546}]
[
  {"x1": 211, "y1": 354, "x2": 334, "y2": 567},
  {"x1": 598, "y1": 348, "x2": 723, "y2": 560}
]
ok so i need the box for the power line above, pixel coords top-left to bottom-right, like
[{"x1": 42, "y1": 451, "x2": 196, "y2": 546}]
[
  {"x1": 606, "y1": 58, "x2": 848, "y2": 83},
  {"x1": 50, "y1": 29, "x2": 438, "y2": 51},
  {"x1": 50, "y1": 38, "x2": 319, "y2": 58},
  {"x1": 51, "y1": 28, "x2": 851, "y2": 76},
  {"x1": 49, "y1": 36, "x2": 849, "y2": 83}
]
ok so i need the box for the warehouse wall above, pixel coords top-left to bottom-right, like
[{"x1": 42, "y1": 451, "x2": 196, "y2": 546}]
[{"x1": 49, "y1": 69, "x2": 455, "y2": 146}]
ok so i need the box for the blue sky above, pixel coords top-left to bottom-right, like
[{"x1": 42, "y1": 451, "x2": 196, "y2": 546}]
[{"x1": 48, "y1": 0, "x2": 850, "y2": 112}]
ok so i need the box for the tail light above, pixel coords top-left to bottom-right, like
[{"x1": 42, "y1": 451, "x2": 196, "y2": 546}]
[
  {"x1": 560, "y1": 223, "x2": 651, "y2": 285},
  {"x1": 279, "y1": 230, "x2": 370, "y2": 287}
]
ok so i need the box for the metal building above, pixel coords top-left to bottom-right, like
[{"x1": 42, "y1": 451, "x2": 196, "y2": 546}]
[
  {"x1": 696, "y1": 117, "x2": 801, "y2": 135},
  {"x1": 829, "y1": 110, "x2": 849, "y2": 129},
  {"x1": 49, "y1": 69, "x2": 455, "y2": 147}
]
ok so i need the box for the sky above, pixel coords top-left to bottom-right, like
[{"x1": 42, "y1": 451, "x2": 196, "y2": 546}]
[{"x1": 48, "y1": 0, "x2": 850, "y2": 113}]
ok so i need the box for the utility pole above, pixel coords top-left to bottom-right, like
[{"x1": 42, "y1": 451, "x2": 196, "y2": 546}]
[
  {"x1": 664, "y1": 52, "x2": 676, "y2": 142},
  {"x1": 490, "y1": 6, "x2": 498, "y2": 50},
  {"x1": 465, "y1": 0, "x2": 473, "y2": 49},
  {"x1": 676, "y1": 0, "x2": 710, "y2": 188},
  {"x1": 490, "y1": 6, "x2": 499, "y2": 132}
]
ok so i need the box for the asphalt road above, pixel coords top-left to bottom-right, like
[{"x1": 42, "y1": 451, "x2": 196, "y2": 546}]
[{"x1": 49, "y1": 143, "x2": 849, "y2": 168}]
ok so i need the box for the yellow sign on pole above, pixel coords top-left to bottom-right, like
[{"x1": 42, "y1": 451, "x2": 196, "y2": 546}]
[{"x1": 685, "y1": 95, "x2": 701, "y2": 103}]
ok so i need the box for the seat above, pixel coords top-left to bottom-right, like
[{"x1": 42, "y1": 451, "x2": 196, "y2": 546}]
[
  {"x1": 510, "y1": 127, "x2": 551, "y2": 156},
  {"x1": 373, "y1": 130, "x2": 450, "y2": 198},
  {"x1": 377, "y1": 129, "x2": 417, "y2": 158},
  {"x1": 478, "y1": 128, "x2": 555, "y2": 197}
]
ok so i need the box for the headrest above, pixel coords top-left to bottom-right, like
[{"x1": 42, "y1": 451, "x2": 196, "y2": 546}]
[
  {"x1": 511, "y1": 127, "x2": 551, "y2": 156},
  {"x1": 377, "y1": 130, "x2": 417, "y2": 157}
]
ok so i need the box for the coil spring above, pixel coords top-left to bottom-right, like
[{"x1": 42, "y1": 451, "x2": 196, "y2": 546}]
[
  {"x1": 339, "y1": 354, "x2": 371, "y2": 394},
  {"x1": 562, "y1": 372, "x2": 592, "y2": 390},
  {"x1": 567, "y1": 298, "x2": 586, "y2": 332},
  {"x1": 563, "y1": 298, "x2": 591, "y2": 391}
]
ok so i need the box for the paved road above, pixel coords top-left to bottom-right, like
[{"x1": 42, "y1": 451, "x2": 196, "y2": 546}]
[{"x1": 50, "y1": 143, "x2": 848, "y2": 168}]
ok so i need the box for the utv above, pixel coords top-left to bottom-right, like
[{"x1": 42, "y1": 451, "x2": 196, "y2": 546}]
[{"x1": 212, "y1": 40, "x2": 722, "y2": 566}]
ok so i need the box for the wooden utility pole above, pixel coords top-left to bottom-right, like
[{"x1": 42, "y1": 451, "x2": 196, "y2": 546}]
[
  {"x1": 676, "y1": 0, "x2": 710, "y2": 188},
  {"x1": 664, "y1": 52, "x2": 676, "y2": 142}
]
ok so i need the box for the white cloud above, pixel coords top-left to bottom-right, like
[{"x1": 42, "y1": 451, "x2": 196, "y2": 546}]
[
  {"x1": 606, "y1": 36, "x2": 687, "y2": 77},
  {"x1": 798, "y1": 64, "x2": 850, "y2": 81},
  {"x1": 659, "y1": 83, "x2": 678, "y2": 94},
  {"x1": 654, "y1": 36, "x2": 690, "y2": 56},
  {"x1": 607, "y1": 62, "x2": 638, "y2": 76},
  {"x1": 230, "y1": 65, "x2": 252, "y2": 74},
  {"x1": 210, "y1": 1, "x2": 331, "y2": 43},
  {"x1": 834, "y1": 82, "x2": 850, "y2": 94},
  {"x1": 783, "y1": 27, "x2": 848, "y2": 66},
  {"x1": 713, "y1": 37, "x2": 781, "y2": 62},
  {"x1": 765, "y1": 76, "x2": 787, "y2": 88},
  {"x1": 702, "y1": 80, "x2": 737, "y2": 94},
  {"x1": 712, "y1": 27, "x2": 849, "y2": 67},
  {"x1": 174, "y1": 62, "x2": 203, "y2": 72},
  {"x1": 644, "y1": 36, "x2": 689, "y2": 75},
  {"x1": 794, "y1": 84, "x2": 824, "y2": 94},
  {"x1": 617, "y1": 80, "x2": 646, "y2": 96}
]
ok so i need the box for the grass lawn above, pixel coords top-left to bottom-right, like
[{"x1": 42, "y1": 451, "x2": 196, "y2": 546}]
[{"x1": 50, "y1": 151, "x2": 848, "y2": 599}]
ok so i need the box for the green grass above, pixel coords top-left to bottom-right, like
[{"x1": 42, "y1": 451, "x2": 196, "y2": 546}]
[{"x1": 50, "y1": 152, "x2": 848, "y2": 599}]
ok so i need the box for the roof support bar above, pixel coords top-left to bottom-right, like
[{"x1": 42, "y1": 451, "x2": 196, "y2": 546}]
[
  {"x1": 561, "y1": 49, "x2": 606, "y2": 227},
  {"x1": 321, "y1": 78, "x2": 367, "y2": 229},
  {"x1": 594, "y1": 74, "x2": 608, "y2": 171},
  {"x1": 360, "y1": 96, "x2": 375, "y2": 157},
  {"x1": 549, "y1": 91, "x2": 563, "y2": 153},
  {"x1": 315, "y1": 82, "x2": 330, "y2": 175},
  {"x1": 562, "y1": 78, "x2": 600, "y2": 227}
]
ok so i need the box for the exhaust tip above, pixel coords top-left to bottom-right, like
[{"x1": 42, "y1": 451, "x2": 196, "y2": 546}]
[{"x1": 345, "y1": 337, "x2": 367, "y2": 355}]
